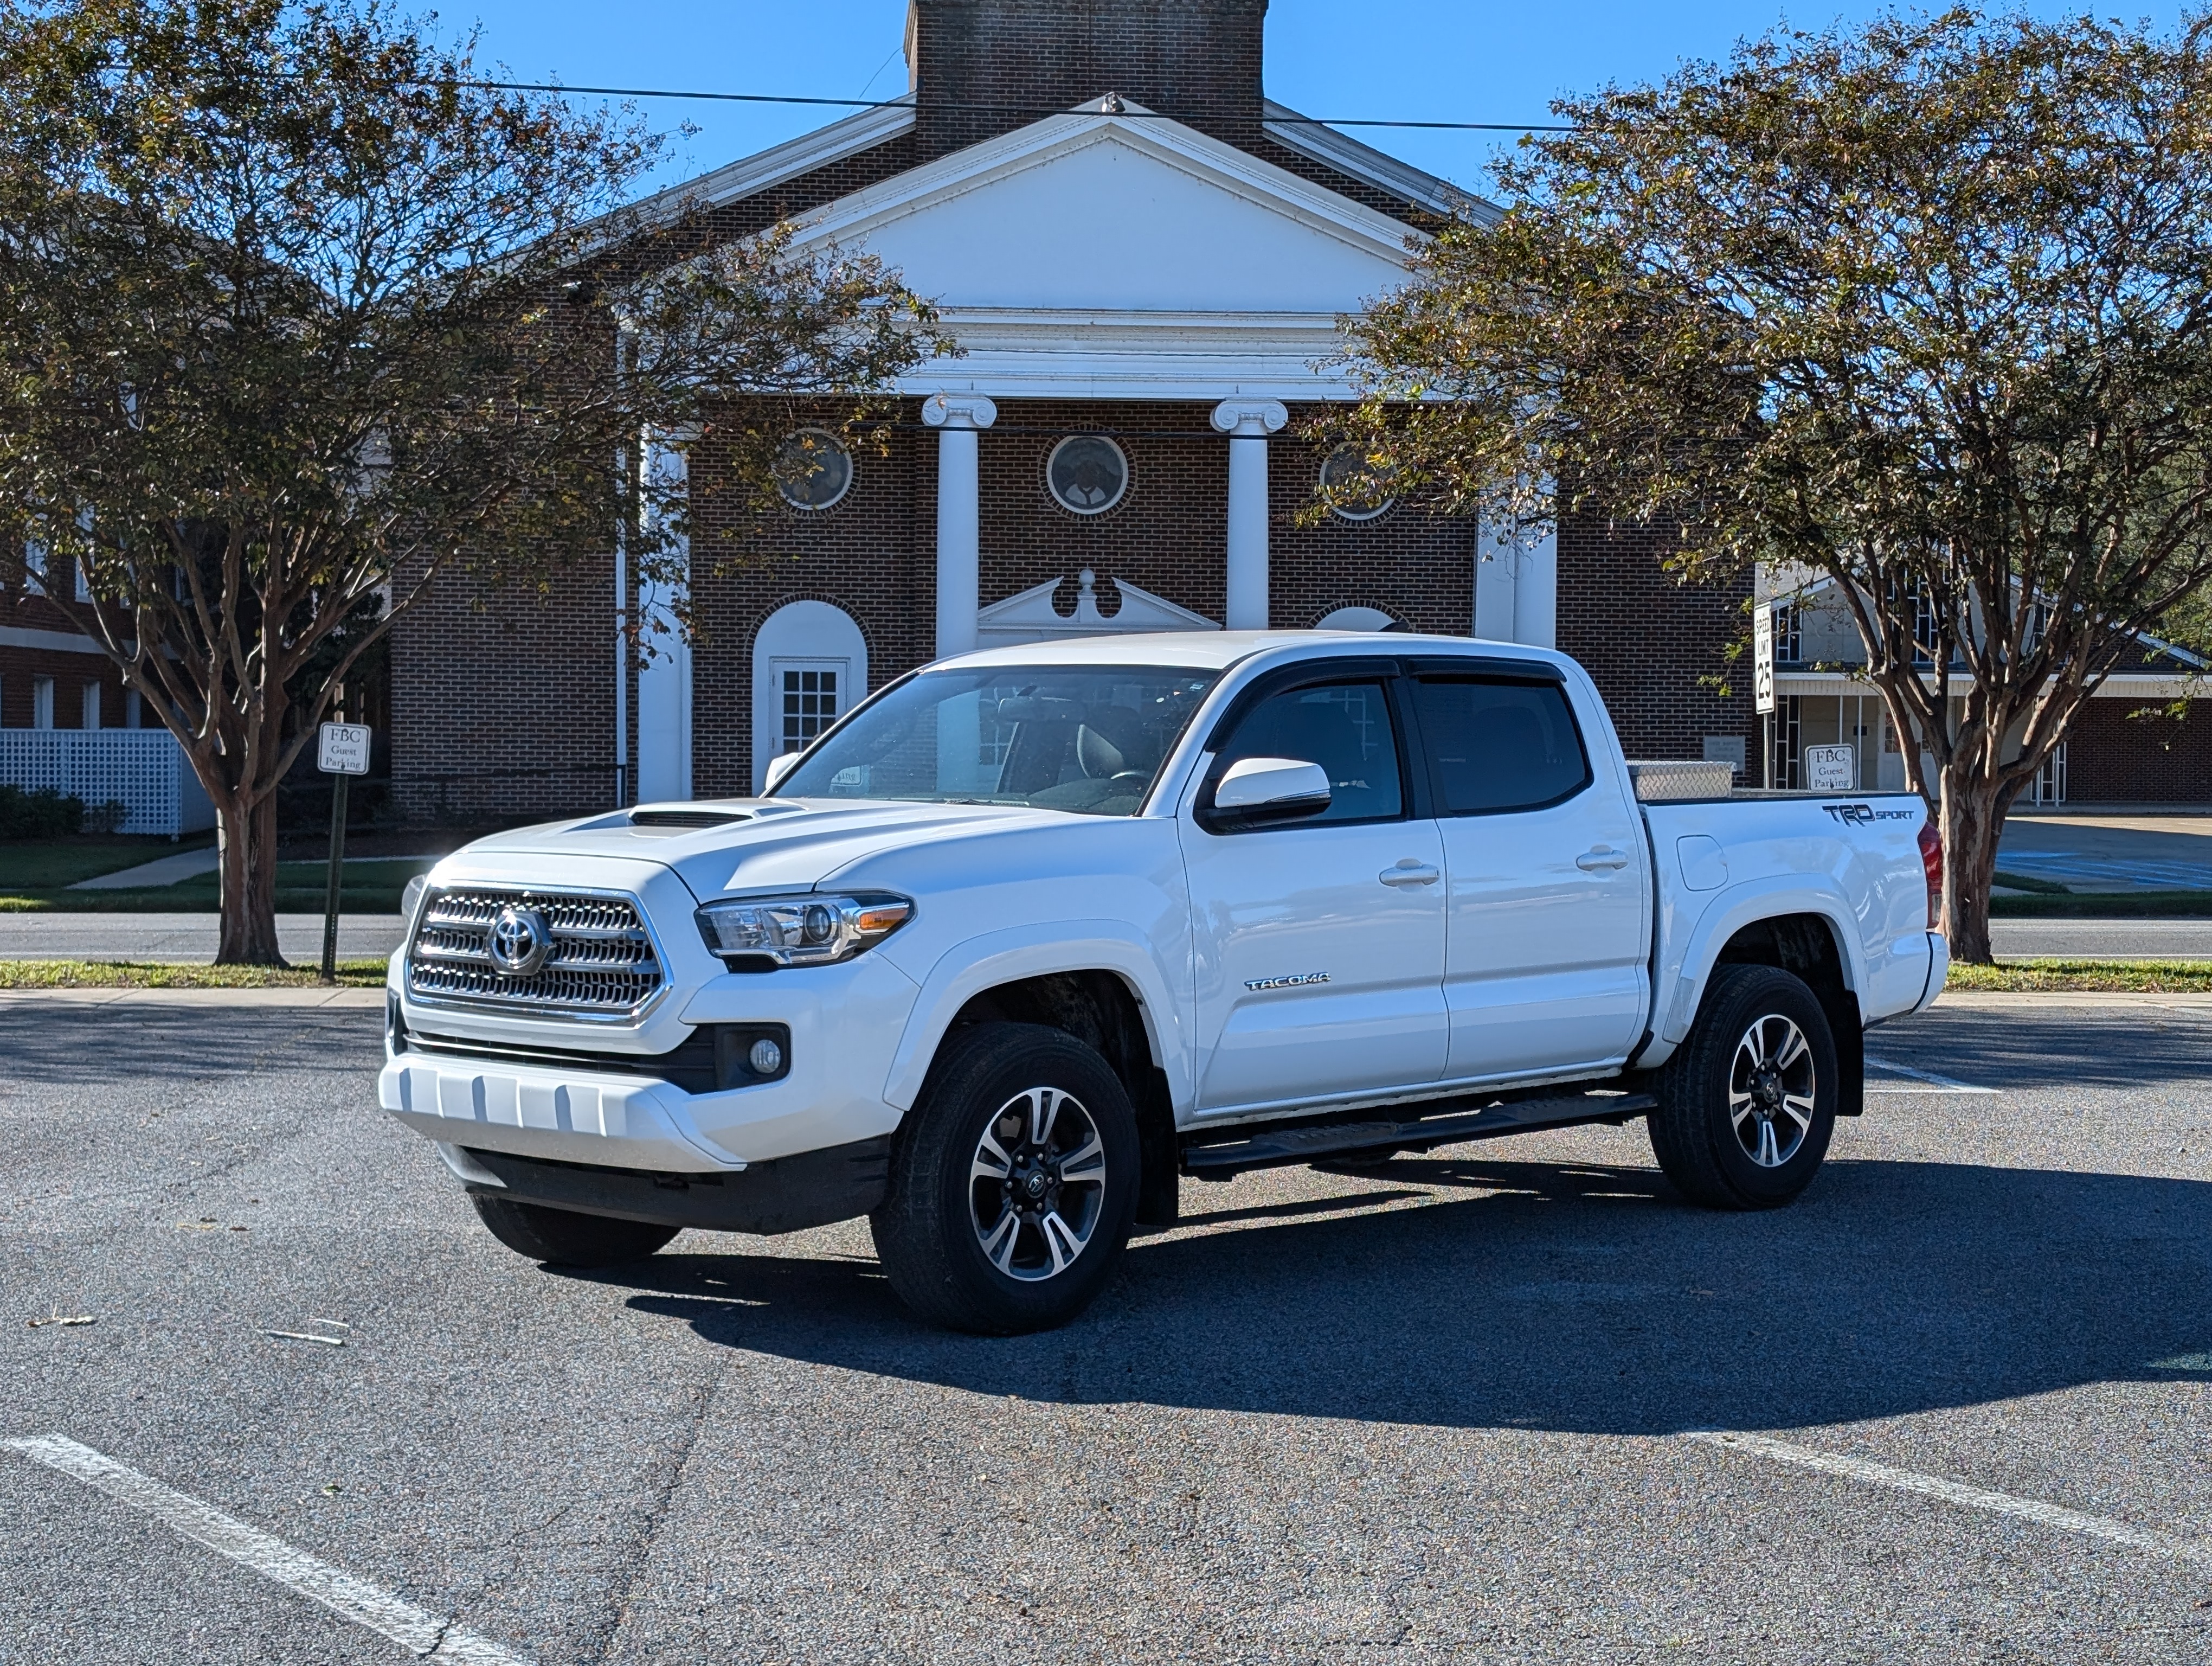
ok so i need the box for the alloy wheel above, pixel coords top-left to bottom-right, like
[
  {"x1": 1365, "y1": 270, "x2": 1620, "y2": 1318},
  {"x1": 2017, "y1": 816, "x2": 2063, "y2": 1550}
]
[
  {"x1": 1728, "y1": 1014, "x2": 1818, "y2": 1168},
  {"x1": 968, "y1": 1086, "x2": 1109, "y2": 1281}
]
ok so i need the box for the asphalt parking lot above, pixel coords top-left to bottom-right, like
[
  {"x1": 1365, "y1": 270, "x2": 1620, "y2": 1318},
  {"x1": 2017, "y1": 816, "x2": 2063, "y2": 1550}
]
[{"x1": 4, "y1": 996, "x2": 2211, "y2": 1664}]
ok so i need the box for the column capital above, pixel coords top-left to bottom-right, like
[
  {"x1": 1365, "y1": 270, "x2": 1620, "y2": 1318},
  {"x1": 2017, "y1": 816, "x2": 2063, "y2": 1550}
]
[
  {"x1": 1212, "y1": 398, "x2": 1288, "y2": 438},
  {"x1": 923, "y1": 392, "x2": 998, "y2": 430}
]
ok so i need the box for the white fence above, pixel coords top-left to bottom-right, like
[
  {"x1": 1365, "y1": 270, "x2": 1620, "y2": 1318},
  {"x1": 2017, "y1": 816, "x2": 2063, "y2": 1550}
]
[{"x1": 0, "y1": 729, "x2": 215, "y2": 835}]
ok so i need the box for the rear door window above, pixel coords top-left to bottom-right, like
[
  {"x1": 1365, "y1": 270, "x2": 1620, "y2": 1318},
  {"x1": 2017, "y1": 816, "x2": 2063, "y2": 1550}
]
[{"x1": 1412, "y1": 677, "x2": 1591, "y2": 815}]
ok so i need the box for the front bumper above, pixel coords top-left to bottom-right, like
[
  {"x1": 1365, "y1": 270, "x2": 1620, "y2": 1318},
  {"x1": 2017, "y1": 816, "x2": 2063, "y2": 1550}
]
[
  {"x1": 380, "y1": 950, "x2": 924, "y2": 1171},
  {"x1": 447, "y1": 1137, "x2": 892, "y2": 1234}
]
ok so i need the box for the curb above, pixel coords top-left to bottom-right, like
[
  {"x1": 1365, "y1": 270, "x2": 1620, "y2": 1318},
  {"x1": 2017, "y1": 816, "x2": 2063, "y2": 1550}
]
[
  {"x1": 1930, "y1": 990, "x2": 2212, "y2": 1011},
  {"x1": 0, "y1": 986, "x2": 386, "y2": 1009}
]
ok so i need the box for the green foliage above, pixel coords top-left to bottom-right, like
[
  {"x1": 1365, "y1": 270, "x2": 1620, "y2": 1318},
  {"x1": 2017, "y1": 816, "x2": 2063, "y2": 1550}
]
[
  {"x1": 1330, "y1": 8, "x2": 2212, "y2": 959},
  {"x1": 0, "y1": 0, "x2": 950, "y2": 959},
  {"x1": 0, "y1": 785, "x2": 83, "y2": 837}
]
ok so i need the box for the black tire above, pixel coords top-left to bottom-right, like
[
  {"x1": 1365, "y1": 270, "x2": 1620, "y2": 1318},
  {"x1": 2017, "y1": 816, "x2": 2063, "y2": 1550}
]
[
  {"x1": 871, "y1": 1022, "x2": 1140, "y2": 1335},
  {"x1": 471, "y1": 1195, "x2": 680, "y2": 1267},
  {"x1": 1648, "y1": 964, "x2": 1838, "y2": 1210}
]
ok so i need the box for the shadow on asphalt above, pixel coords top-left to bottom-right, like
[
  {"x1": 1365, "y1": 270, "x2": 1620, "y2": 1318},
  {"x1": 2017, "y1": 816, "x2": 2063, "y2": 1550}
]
[
  {"x1": 589, "y1": 1154, "x2": 2212, "y2": 1437},
  {"x1": 1870, "y1": 1005, "x2": 2212, "y2": 1091}
]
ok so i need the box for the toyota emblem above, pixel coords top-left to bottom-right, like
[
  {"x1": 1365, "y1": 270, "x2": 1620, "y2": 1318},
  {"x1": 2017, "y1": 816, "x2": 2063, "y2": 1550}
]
[{"x1": 486, "y1": 904, "x2": 551, "y2": 978}]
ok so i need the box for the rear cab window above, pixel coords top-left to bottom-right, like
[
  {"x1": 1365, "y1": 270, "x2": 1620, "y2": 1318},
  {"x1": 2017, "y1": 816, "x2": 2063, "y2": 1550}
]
[{"x1": 1411, "y1": 675, "x2": 1592, "y2": 815}]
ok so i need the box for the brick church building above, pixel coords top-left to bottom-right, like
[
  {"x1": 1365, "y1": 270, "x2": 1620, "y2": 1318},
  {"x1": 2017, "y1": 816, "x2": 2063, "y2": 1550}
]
[{"x1": 384, "y1": 0, "x2": 1763, "y2": 822}]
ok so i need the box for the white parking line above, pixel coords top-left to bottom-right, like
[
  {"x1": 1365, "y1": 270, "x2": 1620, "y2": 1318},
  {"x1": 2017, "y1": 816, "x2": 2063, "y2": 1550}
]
[
  {"x1": 1863, "y1": 1054, "x2": 1999, "y2": 1094},
  {"x1": 4, "y1": 1436, "x2": 530, "y2": 1664},
  {"x1": 1687, "y1": 1430, "x2": 2212, "y2": 1569}
]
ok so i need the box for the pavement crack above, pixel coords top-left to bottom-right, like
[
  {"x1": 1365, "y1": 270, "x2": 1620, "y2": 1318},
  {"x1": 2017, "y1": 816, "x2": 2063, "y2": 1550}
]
[{"x1": 589, "y1": 1355, "x2": 730, "y2": 1665}]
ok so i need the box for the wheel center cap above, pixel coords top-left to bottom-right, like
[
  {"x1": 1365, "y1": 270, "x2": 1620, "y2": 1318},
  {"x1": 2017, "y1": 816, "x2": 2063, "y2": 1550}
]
[{"x1": 1024, "y1": 1171, "x2": 1048, "y2": 1200}]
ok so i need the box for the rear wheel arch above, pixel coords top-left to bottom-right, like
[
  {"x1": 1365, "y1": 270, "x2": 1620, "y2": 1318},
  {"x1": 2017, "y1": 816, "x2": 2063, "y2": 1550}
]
[
  {"x1": 931, "y1": 971, "x2": 1180, "y2": 1227},
  {"x1": 1711, "y1": 912, "x2": 1864, "y2": 1116}
]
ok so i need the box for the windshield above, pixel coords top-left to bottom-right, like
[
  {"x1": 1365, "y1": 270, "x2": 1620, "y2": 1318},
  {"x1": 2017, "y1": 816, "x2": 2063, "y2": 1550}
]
[{"x1": 775, "y1": 665, "x2": 1221, "y2": 815}]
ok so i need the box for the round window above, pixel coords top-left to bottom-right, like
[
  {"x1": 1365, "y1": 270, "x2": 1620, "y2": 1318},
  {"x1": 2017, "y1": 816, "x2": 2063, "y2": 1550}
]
[
  {"x1": 1046, "y1": 434, "x2": 1129, "y2": 515},
  {"x1": 774, "y1": 429, "x2": 854, "y2": 512},
  {"x1": 1318, "y1": 444, "x2": 1395, "y2": 522}
]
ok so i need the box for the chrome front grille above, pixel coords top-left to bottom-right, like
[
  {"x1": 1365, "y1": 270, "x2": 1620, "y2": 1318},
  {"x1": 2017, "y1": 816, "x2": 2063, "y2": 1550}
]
[{"x1": 406, "y1": 887, "x2": 664, "y2": 1020}]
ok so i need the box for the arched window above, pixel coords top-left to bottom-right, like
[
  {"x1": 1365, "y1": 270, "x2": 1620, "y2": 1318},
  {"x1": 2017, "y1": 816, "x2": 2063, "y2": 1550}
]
[
  {"x1": 752, "y1": 601, "x2": 867, "y2": 791},
  {"x1": 1316, "y1": 605, "x2": 1402, "y2": 632}
]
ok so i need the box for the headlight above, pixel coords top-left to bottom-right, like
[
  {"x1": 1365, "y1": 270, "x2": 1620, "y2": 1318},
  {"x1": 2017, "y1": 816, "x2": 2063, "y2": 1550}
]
[
  {"x1": 695, "y1": 892, "x2": 912, "y2": 969},
  {"x1": 400, "y1": 874, "x2": 427, "y2": 927}
]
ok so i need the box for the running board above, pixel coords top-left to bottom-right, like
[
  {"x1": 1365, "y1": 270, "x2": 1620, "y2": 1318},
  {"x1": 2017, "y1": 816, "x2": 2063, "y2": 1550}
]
[{"x1": 1179, "y1": 1091, "x2": 1658, "y2": 1179}]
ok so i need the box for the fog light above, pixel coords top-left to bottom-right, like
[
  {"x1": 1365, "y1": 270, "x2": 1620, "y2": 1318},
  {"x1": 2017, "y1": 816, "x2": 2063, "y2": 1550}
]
[{"x1": 748, "y1": 1037, "x2": 785, "y2": 1076}]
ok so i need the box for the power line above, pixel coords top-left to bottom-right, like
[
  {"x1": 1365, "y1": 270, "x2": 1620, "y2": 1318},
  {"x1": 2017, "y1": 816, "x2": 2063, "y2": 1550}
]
[{"x1": 441, "y1": 79, "x2": 1577, "y2": 133}]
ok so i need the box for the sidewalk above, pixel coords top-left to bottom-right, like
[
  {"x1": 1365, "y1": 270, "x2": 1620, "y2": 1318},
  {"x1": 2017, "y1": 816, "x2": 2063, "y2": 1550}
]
[{"x1": 0, "y1": 913, "x2": 406, "y2": 962}]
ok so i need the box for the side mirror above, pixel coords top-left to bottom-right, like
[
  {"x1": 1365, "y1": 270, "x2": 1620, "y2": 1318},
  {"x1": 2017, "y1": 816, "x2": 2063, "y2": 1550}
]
[
  {"x1": 761, "y1": 751, "x2": 803, "y2": 796},
  {"x1": 1204, "y1": 755, "x2": 1332, "y2": 830}
]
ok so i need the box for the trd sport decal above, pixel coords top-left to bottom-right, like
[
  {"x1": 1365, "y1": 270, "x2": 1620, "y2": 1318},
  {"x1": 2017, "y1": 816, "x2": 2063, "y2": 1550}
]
[{"x1": 1822, "y1": 803, "x2": 1916, "y2": 824}]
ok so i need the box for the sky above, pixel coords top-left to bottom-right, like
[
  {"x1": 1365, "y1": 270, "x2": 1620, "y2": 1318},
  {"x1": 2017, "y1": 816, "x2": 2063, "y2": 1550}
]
[{"x1": 442, "y1": 1, "x2": 2190, "y2": 197}]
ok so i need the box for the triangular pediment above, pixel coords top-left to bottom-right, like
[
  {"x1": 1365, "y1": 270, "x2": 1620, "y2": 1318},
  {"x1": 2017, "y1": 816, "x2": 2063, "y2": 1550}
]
[
  {"x1": 978, "y1": 570, "x2": 1218, "y2": 646},
  {"x1": 786, "y1": 101, "x2": 1417, "y2": 316}
]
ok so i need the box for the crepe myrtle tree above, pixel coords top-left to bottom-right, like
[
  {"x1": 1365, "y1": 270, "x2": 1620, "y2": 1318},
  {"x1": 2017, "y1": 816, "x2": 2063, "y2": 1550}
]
[
  {"x1": 0, "y1": 0, "x2": 948, "y2": 963},
  {"x1": 1326, "y1": 8, "x2": 2212, "y2": 963}
]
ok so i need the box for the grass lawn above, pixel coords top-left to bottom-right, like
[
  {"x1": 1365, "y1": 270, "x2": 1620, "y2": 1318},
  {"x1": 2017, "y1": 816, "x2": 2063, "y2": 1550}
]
[
  {"x1": 0, "y1": 854, "x2": 434, "y2": 913},
  {"x1": 0, "y1": 835, "x2": 215, "y2": 889},
  {"x1": 1946, "y1": 958, "x2": 2212, "y2": 993},
  {"x1": 0, "y1": 958, "x2": 389, "y2": 988},
  {"x1": 1988, "y1": 889, "x2": 2212, "y2": 918}
]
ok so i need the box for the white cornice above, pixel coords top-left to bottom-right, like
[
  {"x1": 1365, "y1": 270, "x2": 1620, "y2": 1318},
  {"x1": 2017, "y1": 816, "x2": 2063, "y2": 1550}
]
[
  {"x1": 1260, "y1": 100, "x2": 1503, "y2": 227},
  {"x1": 899, "y1": 307, "x2": 1361, "y2": 401},
  {"x1": 785, "y1": 98, "x2": 1422, "y2": 267},
  {"x1": 624, "y1": 95, "x2": 916, "y2": 227},
  {"x1": 0, "y1": 624, "x2": 110, "y2": 655}
]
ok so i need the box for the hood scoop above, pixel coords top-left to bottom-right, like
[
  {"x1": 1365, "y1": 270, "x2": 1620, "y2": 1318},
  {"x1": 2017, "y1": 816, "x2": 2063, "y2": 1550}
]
[{"x1": 627, "y1": 808, "x2": 751, "y2": 830}]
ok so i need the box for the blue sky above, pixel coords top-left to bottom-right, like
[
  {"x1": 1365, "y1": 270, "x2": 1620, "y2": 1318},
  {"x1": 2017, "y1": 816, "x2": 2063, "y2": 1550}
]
[{"x1": 445, "y1": 2, "x2": 2188, "y2": 196}]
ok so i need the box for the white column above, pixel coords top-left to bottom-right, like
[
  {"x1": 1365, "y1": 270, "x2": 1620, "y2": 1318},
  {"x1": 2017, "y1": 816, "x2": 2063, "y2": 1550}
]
[
  {"x1": 1512, "y1": 519, "x2": 1558, "y2": 649},
  {"x1": 635, "y1": 431, "x2": 693, "y2": 802},
  {"x1": 1474, "y1": 514, "x2": 1518, "y2": 640},
  {"x1": 1212, "y1": 398, "x2": 1288, "y2": 631},
  {"x1": 1475, "y1": 510, "x2": 1558, "y2": 648},
  {"x1": 923, "y1": 392, "x2": 996, "y2": 659}
]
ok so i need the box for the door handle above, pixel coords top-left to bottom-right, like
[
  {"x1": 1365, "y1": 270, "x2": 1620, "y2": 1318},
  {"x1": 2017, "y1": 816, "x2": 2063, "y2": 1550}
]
[
  {"x1": 1379, "y1": 860, "x2": 1441, "y2": 887},
  {"x1": 1576, "y1": 847, "x2": 1630, "y2": 872}
]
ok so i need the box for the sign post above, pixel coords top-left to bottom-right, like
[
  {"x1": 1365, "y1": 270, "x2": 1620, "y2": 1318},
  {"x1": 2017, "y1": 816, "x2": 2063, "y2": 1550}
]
[
  {"x1": 316, "y1": 717, "x2": 372, "y2": 983},
  {"x1": 1753, "y1": 605, "x2": 1777, "y2": 788}
]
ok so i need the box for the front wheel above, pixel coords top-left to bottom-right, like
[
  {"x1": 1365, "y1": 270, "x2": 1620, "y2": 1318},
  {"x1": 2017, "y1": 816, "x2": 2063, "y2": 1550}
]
[
  {"x1": 1648, "y1": 964, "x2": 1838, "y2": 1210},
  {"x1": 872, "y1": 1023, "x2": 1140, "y2": 1334},
  {"x1": 472, "y1": 1195, "x2": 680, "y2": 1267}
]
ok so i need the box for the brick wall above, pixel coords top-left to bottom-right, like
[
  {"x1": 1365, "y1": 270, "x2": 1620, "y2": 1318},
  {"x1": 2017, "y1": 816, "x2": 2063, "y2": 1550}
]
[
  {"x1": 687, "y1": 402, "x2": 933, "y2": 800},
  {"x1": 1271, "y1": 410, "x2": 1476, "y2": 633},
  {"x1": 1555, "y1": 511, "x2": 1754, "y2": 764},
  {"x1": 2062, "y1": 699, "x2": 2212, "y2": 804},
  {"x1": 906, "y1": 0, "x2": 1268, "y2": 156},
  {"x1": 2, "y1": 593, "x2": 132, "y2": 729},
  {"x1": 387, "y1": 555, "x2": 621, "y2": 824}
]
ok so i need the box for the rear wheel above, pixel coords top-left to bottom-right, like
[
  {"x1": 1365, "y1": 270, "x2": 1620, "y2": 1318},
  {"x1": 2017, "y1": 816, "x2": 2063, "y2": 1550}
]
[
  {"x1": 1648, "y1": 964, "x2": 1837, "y2": 1210},
  {"x1": 471, "y1": 1195, "x2": 680, "y2": 1267},
  {"x1": 872, "y1": 1022, "x2": 1139, "y2": 1334}
]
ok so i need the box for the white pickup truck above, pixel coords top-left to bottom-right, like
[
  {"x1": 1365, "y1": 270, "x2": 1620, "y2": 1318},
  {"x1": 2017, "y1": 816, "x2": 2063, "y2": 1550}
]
[{"x1": 381, "y1": 631, "x2": 1948, "y2": 1332}]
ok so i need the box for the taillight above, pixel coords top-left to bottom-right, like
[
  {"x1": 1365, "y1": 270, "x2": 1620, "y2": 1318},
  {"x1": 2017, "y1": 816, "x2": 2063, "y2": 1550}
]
[{"x1": 1917, "y1": 821, "x2": 1944, "y2": 932}]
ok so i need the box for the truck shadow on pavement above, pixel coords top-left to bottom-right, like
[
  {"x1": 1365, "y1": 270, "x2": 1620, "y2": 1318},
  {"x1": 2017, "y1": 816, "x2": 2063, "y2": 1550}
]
[{"x1": 596, "y1": 1154, "x2": 2212, "y2": 1439}]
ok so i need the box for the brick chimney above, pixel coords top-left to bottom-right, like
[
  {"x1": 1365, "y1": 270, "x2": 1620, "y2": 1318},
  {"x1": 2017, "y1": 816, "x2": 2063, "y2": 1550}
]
[{"x1": 903, "y1": 0, "x2": 1269, "y2": 158}]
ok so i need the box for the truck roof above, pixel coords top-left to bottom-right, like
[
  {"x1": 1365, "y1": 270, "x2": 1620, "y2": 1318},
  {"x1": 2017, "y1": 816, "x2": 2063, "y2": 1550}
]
[{"x1": 937, "y1": 630, "x2": 1573, "y2": 674}]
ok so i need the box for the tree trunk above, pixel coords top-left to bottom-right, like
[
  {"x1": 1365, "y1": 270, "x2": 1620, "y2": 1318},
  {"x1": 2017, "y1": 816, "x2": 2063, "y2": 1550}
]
[
  {"x1": 214, "y1": 790, "x2": 285, "y2": 965},
  {"x1": 1938, "y1": 767, "x2": 2009, "y2": 965}
]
